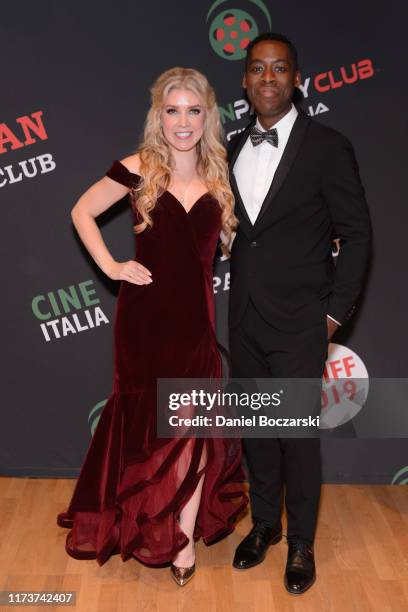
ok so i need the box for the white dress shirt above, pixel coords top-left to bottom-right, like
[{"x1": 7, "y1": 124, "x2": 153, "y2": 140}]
[
  {"x1": 233, "y1": 103, "x2": 298, "y2": 225},
  {"x1": 233, "y1": 103, "x2": 341, "y2": 327}
]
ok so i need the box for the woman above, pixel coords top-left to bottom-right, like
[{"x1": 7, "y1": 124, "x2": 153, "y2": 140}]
[{"x1": 57, "y1": 67, "x2": 248, "y2": 586}]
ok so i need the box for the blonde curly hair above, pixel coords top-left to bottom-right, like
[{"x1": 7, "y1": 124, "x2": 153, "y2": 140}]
[{"x1": 132, "y1": 67, "x2": 237, "y2": 250}]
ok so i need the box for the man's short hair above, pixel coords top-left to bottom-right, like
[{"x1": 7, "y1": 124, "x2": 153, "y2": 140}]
[{"x1": 245, "y1": 32, "x2": 299, "y2": 71}]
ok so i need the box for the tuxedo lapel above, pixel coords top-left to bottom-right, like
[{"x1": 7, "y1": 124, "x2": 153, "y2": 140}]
[
  {"x1": 230, "y1": 172, "x2": 252, "y2": 235},
  {"x1": 228, "y1": 117, "x2": 255, "y2": 168},
  {"x1": 228, "y1": 119, "x2": 256, "y2": 237},
  {"x1": 254, "y1": 111, "x2": 310, "y2": 226}
]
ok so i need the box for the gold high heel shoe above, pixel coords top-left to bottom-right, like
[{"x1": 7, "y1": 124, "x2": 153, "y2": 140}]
[{"x1": 170, "y1": 563, "x2": 196, "y2": 586}]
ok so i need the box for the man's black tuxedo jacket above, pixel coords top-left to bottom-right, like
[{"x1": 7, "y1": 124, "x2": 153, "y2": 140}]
[{"x1": 228, "y1": 110, "x2": 372, "y2": 332}]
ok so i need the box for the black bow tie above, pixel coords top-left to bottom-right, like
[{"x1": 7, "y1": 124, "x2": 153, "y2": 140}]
[{"x1": 249, "y1": 125, "x2": 279, "y2": 147}]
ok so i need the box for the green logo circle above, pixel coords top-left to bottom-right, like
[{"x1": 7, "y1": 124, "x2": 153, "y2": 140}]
[
  {"x1": 391, "y1": 465, "x2": 408, "y2": 485},
  {"x1": 209, "y1": 9, "x2": 258, "y2": 60},
  {"x1": 88, "y1": 399, "x2": 107, "y2": 436}
]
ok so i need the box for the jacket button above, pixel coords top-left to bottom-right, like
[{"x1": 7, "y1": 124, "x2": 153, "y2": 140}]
[{"x1": 250, "y1": 241, "x2": 257, "y2": 248}]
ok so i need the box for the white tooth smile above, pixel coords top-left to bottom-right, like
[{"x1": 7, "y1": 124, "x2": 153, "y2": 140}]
[{"x1": 175, "y1": 132, "x2": 192, "y2": 138}]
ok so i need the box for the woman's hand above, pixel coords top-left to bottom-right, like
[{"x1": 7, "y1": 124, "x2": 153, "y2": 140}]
[{"x1": 108, "y1": 260, "x2": 152, "y2": 285}]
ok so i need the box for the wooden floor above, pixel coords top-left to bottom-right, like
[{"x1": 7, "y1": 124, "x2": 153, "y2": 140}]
[{"x1": 1, "y1": 479, "x2": 408, "y2": 611}]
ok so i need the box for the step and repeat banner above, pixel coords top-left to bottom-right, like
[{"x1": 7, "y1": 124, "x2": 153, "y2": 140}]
[{"x1": 1, "y1": 1, "x2": 407, "y2": 483}]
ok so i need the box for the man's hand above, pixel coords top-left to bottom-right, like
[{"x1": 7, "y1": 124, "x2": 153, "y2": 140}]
[{"x1": 326, "y1": 317, "x2": 339, "y2": 340}]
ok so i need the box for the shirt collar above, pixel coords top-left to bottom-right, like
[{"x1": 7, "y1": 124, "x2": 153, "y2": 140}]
[{"x1": 255, "y1": 103, "x2": 298, "y2": 133}]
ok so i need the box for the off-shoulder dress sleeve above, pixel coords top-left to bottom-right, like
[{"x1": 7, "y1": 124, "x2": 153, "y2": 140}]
[{"x1": 105, "y1": 159, "x2": 138, "y2": 189}]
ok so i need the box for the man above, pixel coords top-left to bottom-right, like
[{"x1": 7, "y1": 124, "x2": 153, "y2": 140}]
[{"x1": 228, "y1": 33, "x2": 371, "y2": 594}]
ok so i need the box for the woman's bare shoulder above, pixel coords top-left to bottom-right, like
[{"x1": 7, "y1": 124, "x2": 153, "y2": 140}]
[{"x1": 120, "y1": 153, "x2": 141, "y2": 176}]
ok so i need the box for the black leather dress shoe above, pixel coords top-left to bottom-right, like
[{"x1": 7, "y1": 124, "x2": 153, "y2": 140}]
[
  {"x1": 233, "y1": 521, "x2": 282, "y2": 569},
  {"x1": 284, "y1": 537, "x2": 316, "y2": 595}
]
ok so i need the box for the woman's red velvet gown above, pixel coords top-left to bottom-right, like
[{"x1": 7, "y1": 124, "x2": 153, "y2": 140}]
[{"x1": 57, "y1": 160, "x2": 248, "y2": 566}]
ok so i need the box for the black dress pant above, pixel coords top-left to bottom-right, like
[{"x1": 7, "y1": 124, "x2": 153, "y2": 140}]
[{"x1": 230, "y1": 299, "x2": 328, "y2": 544}]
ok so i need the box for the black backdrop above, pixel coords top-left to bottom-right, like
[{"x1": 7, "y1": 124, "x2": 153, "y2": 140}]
[{"x1": 1, "y1": 0, "x2": 407, "y2": 483}]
